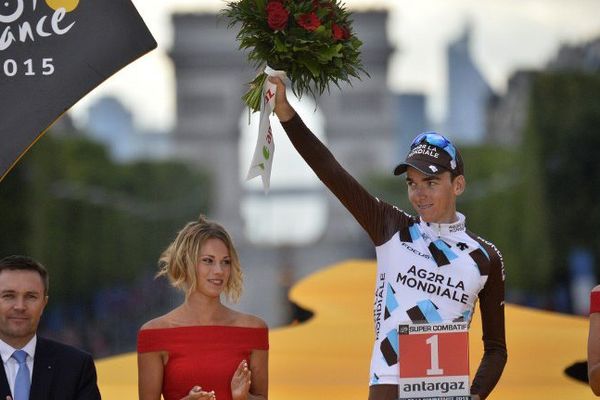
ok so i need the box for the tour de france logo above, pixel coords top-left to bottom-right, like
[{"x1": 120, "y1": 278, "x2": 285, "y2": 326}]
[
  {"x1": 44, "y1": 0, "x2": 79, "y2": 12},
  {"x1": 1, "y1": 0, "x2": 79, "y2": 76},
  {"x1": 0, "y1": 0, "x2": 79, "y2": 22}
]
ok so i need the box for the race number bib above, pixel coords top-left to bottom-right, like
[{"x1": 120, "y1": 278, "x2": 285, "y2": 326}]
[{"x1": 398, "y1": 322, "x2": 470, "y2": 400}]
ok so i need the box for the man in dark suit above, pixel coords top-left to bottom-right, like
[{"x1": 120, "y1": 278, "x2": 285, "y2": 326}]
[{"x1": 0, "y1": 255, "x2": 101, "y2": 400}]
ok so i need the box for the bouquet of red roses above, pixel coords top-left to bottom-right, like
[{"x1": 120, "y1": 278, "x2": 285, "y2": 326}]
[{"x1": 222, "y1": 0, "x2": 368, "y2": 112}]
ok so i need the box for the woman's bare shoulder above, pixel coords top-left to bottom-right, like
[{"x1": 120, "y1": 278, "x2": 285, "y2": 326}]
[
  {"x1": 230, "y1": 310, "x2": 268, "y2": 329},
  {"x1": 139, "y1": 312, "x2": 177, "y2": 331}
]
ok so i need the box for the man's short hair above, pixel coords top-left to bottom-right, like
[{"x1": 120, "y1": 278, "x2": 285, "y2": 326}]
[{"x1": 0, "y1": 255, "x2": 49, "y2": 295}]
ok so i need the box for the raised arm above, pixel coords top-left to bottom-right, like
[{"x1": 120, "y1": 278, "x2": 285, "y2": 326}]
[
  {"x1": 470, "y1": 248, "x2": 507, "y2": 399},
  {"x1": 269, "y1": 77, "x2": 408, "y2": 245}
]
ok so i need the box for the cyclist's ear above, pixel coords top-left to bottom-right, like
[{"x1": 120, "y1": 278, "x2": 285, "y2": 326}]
[{"x1": 453, "y1": 175, "x2": 466, "y2": 196}]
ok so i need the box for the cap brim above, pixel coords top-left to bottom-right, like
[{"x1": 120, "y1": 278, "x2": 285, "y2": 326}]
[{"x1": 393, "y1": 160, "x2": 444, "y2": 176}]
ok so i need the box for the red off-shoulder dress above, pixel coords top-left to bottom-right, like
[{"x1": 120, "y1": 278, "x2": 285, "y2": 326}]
[{"x1": 137, "y1": 326, "x2": 269, "y2": 400}]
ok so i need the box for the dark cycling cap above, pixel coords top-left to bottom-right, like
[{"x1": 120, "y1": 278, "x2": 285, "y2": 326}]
[{"x1": 394, "y1": 131, "x2": 464, "y2": 177}]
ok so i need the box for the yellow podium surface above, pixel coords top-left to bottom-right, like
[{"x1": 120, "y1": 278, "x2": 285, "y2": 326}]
[{"x1": 97, "y1": 260, "x2": 593, "y2": 399}]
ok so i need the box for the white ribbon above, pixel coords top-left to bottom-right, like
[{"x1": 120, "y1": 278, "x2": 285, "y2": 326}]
[{"x1": 246, "y1": 66, "x2": 287, "y2": 192}]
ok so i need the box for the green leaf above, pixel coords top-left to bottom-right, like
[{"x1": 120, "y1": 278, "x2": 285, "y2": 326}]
[
  {"x1": 317, "y1": 43, "x2": 342, "y2": 62},
  {"x1": 292, "y1": 45, "x2": 310, "y2": 52},
  {"x1": 350, "y1": 37, "x2": 362, "y2": 49},
  {"x1": 255, "y1": 0, "x2": 267, "y2": 12},
  {"x1": 298, "y1": 58, "x2": 320, "y2": 77},
  {"x1": 262, "y1": 146, "x2": 270, "y2": 160},
  {"x1": 314, "y1": 25, "x2": 327, "y2": 35},
  {"x1": 315, "y1": 7, "x2": 331, "y2": 19},
  {"x1": 274, "y1": 35, "x2": 287, "y2": 52}
]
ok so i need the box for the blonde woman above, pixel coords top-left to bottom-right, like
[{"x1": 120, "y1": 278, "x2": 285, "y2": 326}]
[{"x1": 137, "y1": 216, "x2": 268, "y2": 400}]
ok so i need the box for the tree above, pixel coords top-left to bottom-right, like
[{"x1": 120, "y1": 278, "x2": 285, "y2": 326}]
[{"x1": 0, "y1": 132, "x2": 212, "y2": 302}]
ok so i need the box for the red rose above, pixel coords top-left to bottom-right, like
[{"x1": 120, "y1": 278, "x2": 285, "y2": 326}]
[
  {"x1": 266, "y1": 1, "x2": 289, "y2": 31},
  {"x1": 297, "y1": 12, "x2": 321, "y2": 32},
  {"x1": 332, "y1": 23, "x2": 349, "y2": 41}
]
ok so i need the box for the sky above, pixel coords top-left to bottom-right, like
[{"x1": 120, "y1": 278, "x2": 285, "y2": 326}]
[{"x1": 69, "y1": 0, "x2": 600, "y2": 131}]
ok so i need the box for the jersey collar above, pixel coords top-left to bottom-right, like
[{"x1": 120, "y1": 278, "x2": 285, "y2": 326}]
[{"x1": 419, "y1": 212, "x2": 466, "y2": 237}]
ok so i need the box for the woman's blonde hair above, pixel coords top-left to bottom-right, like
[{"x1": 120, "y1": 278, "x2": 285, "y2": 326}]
[{"x1": 156, "y1": 215, "x2": 243, "y2": 302}]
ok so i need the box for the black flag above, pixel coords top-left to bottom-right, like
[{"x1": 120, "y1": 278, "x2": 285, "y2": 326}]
[{"x1": 0, "y1": 0, "x2": 157, "y2": 180}]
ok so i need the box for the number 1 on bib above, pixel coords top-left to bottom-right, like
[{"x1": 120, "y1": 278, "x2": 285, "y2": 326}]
[{"x1": 398, "y1": 322, "x2": 470, "y2": 399}]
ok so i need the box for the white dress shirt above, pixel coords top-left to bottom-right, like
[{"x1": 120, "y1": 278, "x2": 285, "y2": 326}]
[{"x1": 0, "y1": 336, "x2": 36, "y2": 396}]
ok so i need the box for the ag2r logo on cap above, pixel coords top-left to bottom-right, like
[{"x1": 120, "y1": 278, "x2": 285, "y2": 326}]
[{"x1": 408, "y1": 144, "x2": 441, "y2": 160}]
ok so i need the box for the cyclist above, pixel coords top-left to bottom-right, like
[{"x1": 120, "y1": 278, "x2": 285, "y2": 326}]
[{"x1": 268, "y1": 76, "x2": 507, "y2": 400}]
